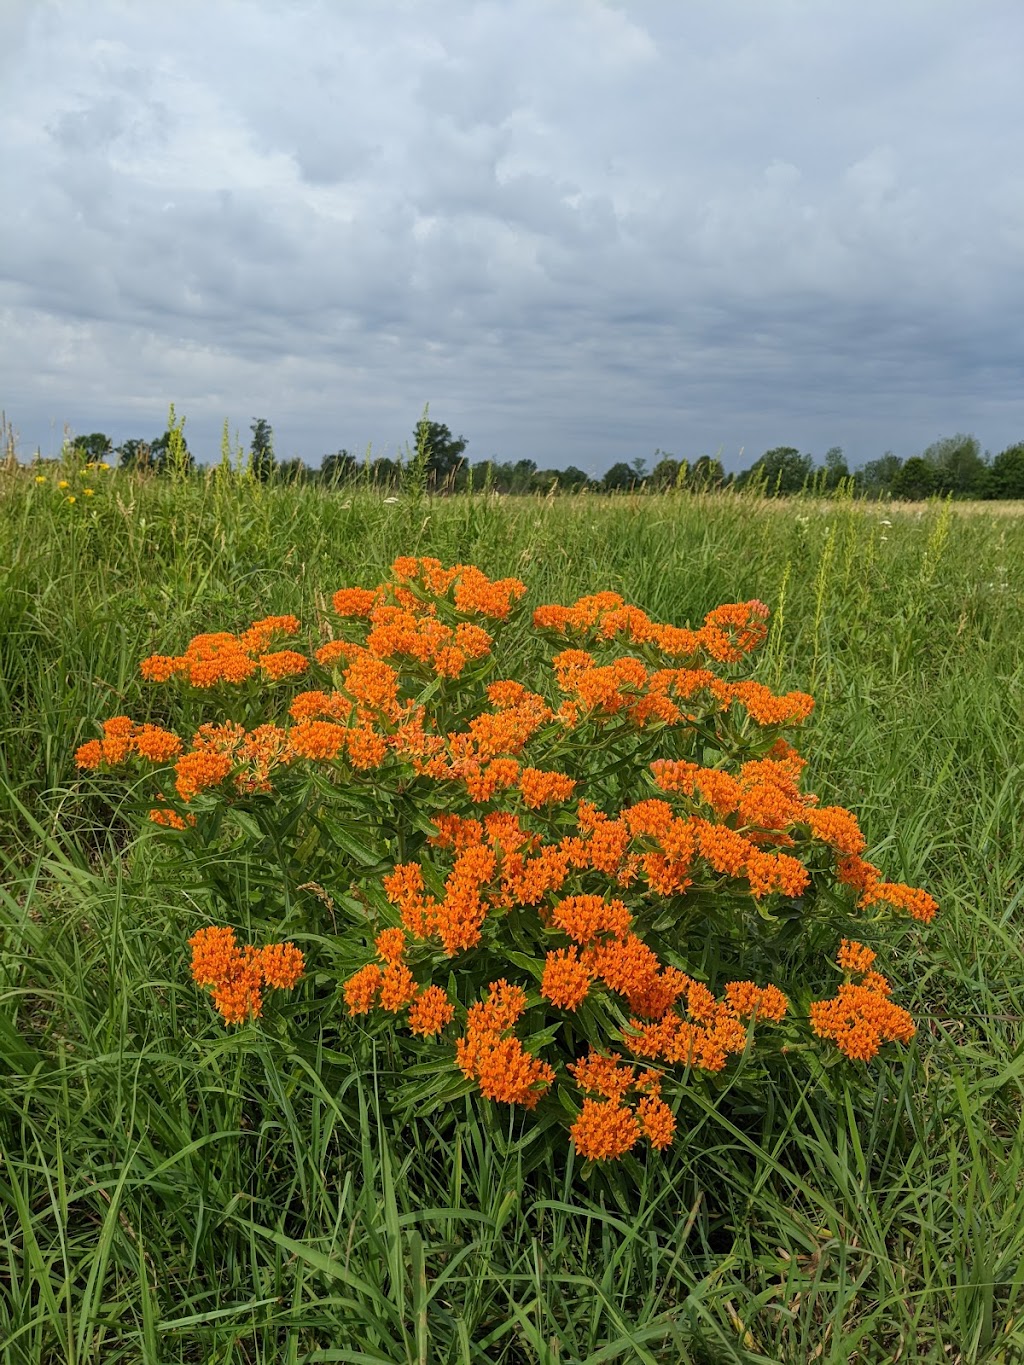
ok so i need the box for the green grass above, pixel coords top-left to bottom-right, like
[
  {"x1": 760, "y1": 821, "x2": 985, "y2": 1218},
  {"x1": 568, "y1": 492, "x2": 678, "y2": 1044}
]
[{"x1": 2, "y1": 465, "x2": 1023, "y2": 1362}]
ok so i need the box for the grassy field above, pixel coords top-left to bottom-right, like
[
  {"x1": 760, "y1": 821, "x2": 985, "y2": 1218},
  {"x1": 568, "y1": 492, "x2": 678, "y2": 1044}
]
[{"x1": 1, "y1": 464, "x2": 1023, "y2": 1363}]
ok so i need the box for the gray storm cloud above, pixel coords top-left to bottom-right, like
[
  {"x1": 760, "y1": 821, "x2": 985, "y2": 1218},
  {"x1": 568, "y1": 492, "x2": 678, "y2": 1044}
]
[{"x1": 2, "y1": 0, "x2": 1022, "y2": 470}]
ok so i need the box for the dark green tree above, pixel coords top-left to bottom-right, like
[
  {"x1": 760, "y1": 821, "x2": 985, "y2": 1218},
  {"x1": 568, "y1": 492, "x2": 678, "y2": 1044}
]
[
  {"x1": 371, "y1": 456, "x2": 399, "y2": 487},
  {"x1": 250, "y1": 418, "x2": 276, "y2": 482},
  {"x1": 414, "y1": 417, "x2": 467, "y2": 486},
  {"x1": 603, "y1": 461, "x2": 636, "y2": 492},
  {"x1": 755, "y1": 447, "x2": 814, "y2": 495},
  {"x1": 71, "y1": 432, "x2": 113, "y2": 464},
  {"x1": 856, "y1": 452, "x2": 902, "y2": 498},
  {"x1": 920, "y1": 433, "x2": 987, "y2": 498},
  {"x1": 276, "y1": 457, "x2": 309, "y2": 484},
  {"x1": 892, "y1": 456, "x2": 936, "y2": 500},
  {"x1": 989, "y1": 442, "x2": 1024, "y2": 499},
  {"x1": 509, "y1": 458, "x2": 538, "y2": 494},
  {"x1": 557, "y1": 465, "x2": 591, "y2": 491},
  {"x1": 149, "y1": 409, "x2": 194, "y2": 477},
  {"x1": 116, "y1": 438, "x2": 154, "y2": 471},
  {"x1": 651, "y1": 452, "x2": 680, "y2": 490},
  {"x1": 823, "y1": 446, "x2": 850, "y2": 490},
  {"x1": 688, "y1": 455, "x2": 725, "y2": 491},
  {"x1": 320, "y1": 450, "x2": 358, "y2": 486}
]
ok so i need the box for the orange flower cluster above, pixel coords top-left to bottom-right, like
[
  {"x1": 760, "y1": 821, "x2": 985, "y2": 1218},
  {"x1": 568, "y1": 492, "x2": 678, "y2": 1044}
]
[
  {"x1": 626, "y1": 976, "x2": 788, "y2": 1073},
  {"x1": 568, "y1": 1053, "x2": 675, "y2": 1159},
  {"x1": 548, "y1": 646, "x2": 813, "y2": 733},
  {"x1": 454, "y1": 981, "x2": 555, "y2": 1107},
  {"x1": 540, "y1": 946, "x2": 593, "y2": 1010},
  {"x1": 148, "y1": 801, "x2": 194, "y2": 830},
  {"x1": 650, "y1": 753, "x2": 812, "y2": 832},
  {"x1": 383, "y1": 844, "x2": 497, "y2": 954},
  {"x1": 141, "y1": 615, "x2": 303, "y2": 687},
  {"x1": 519, "y1": 767, "x2": 577, "y2": 808},
  {"x1": 810, "y1": 945, "x2": 915, "y2": 1061},
  {"x1": 408, "y1": 985, "x2": 456, "y2": 1036},
  {"x1": 188, "y1": 926, "x2": 304, "y2": 1025},
  {"x1": 837, "y1": 938, "x2": 876, "y2": 973},
  {"x1": 391, "y1": 557, "x2": 526, "y2": 619},
  {"x1": 259, "y1": 650, "x2": 310, "y2": 681},
  {"x1": 75, "y1": 716, "x2": 182, "y2": 770},
  {"x1": 169, "y1": 720, "x2": 295, "y2": 803},
  {"x1": 860, "y1": 880, "x2": 939, "y2": 924},
  {"x1": 534, "y1": 592, "x2": 770, "y2": 665},
  {"x1": 360, "y1": 604, "x2": 493, "y2": 679}
]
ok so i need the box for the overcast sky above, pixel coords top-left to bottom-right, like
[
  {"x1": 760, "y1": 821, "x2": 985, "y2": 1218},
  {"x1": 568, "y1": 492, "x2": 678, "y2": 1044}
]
[{"x1": 2, "y1": 0, "x2": 1022, "y2": 474}]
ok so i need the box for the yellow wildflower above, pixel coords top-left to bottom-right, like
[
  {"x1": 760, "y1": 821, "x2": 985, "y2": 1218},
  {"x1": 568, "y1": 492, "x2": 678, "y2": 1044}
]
[
  {"x1": 35, "y1": 475, "x2": 46, "y2": 484},
  {"x1": 83, "y1": 488, "x2": 95, "y2": 496},
  {"x1": 58, "y1": 479, "x2": 70, "y2": 489},
  {"x1": 67, "y1": 495, "x2": 77, "y2": 504}
]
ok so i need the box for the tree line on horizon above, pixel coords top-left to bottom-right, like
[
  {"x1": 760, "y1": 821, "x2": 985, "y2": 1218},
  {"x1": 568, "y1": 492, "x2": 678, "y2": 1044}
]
[{"x1": 55, "y1": 415, "x2": 1024, "y2": 500}]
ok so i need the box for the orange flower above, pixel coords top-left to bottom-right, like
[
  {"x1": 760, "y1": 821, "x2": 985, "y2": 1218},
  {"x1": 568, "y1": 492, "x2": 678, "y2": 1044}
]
[
  {"x1": 288, "y1": 719, "x2": 348, "y2": 760},
  {"x1": 551, "y1": 894, "x2": 632, "y2": 945},
  {"x1": 860, "y1": 881, "x2": 938, "y2": 924},
  {"x1": 464, "y1": 757, "x2": 521, "y2": 802},
  {"x1": 345, "y1": 725, "x2": 388, "y2": 770},
  {"x1": 837, "y1": 939, "x2": 876, "y2": 974},
  {"x1": 487, "y1": 680, "x2": 527, "y2": 708},
  {"x1": 570, "y1": 1099, "x2": 640, "y2": 1160},
  {"x1": 289, "y1": 689, "x2": 352, "y2": 721},
  {"x1": 211, "y1": 960, "x2": 264, "y2": 1025},
  {"x1": 343, "y1": 655, "x2": 401, "y2": 719},
  {"x1": 75, "y1": 739, "x2": 104, "y2": 769},
  {"x1": 375, "y1": 928, "x2": 407, "y2": 963},
  {"x1": 149, "y1": 805, "x2": 192, "y2": 830},
  {"x1": 99, "y1": 715, "x2": 136, "y2": 763},
  {"x1": 238, "y1": 615, "x2": 301, "y2": 652},
  {"x1": 344, "y1": 963, "x2": 384, "y2": 1014},
  {"x1": 259, "y1": 943, "x2": 305, "y2": 989},
  {"x1": 806, "y1": 806, "x2": 866, "y2": 855},
  {"x1": 728, "y1": 681, "x2": 815, "y2": 727},
  {"x1": 723, "y1": 981, "x2": 789, "y2": 1022},
  {"x1": 568, "y1": 1050, "x2": 634, "y2": 1101},
  {"x1": 636, "y1": 1094, "x2": 676, "y2": 1149},
  {"x1": 140, "y1": 654, "x2": 182, "y2": 682},
  {"x1": 332, "y1": 587, "x2": 379, "y2": 617},
  {"x1": 518, "y1": 767, "x2": 576, "y2": 808},
  {"x1": 132, "y1": 726, "x2": 183, "y2": 763},
  {"x1": 259, "y1": 650, "x2": 310, "y2": 680},
  {"x1": 408, "y1": 985, "x2": 456, "y2": 1036},
  {"x1": 695, "y1": 820, "x2": 754, "y2": 877},
  {"x1": 809, "y1": 979, "x2": 915, "y2": 1061},
  {"x1": 589, "y1": 934, "x2": 687, "y2": 1019},
  {"x1": 699, "y1": 600, "x2": 770, "y2": 661},
  {"x1": 189, "y1": 926, "x2": 241, "y2": 986},
  {"x1": 454, "y1": 622, "x2": 492, "y2": 657},
  {"x1": 174, "y1": 750, "x2": 233, "y2": 801},
  {"x1": 836, "y1": 854, "x2": 881, "y2": 894},
  {"x1": 379, "y1": 962, "x2": 418, "y2": 1011},
  {"x1": 455, "y1": 981, "x2": 553, "y2": 1108},
  {"x1": 315, "y1": 639, "x2": 362, "y2": 668},
  {"x1": 622, "y1": 799, "x2": 675, "y2": 837},
  {"x1": 540, "y1": 947, "x2": 593, "y2": 1011},
  {"x1": 189, "y1": 927, "x2": 302, "y2": 1024}
]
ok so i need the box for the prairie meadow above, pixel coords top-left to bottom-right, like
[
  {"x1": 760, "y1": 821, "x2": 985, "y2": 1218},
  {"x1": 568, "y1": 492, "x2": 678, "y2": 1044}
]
[{"x1": 1, "y1": 462, "x2": 1023, "y2": 1364}]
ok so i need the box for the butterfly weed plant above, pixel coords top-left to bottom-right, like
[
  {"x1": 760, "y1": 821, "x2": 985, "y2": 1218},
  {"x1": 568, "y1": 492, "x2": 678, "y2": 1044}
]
[{"x1": 76, "y1": 556, "x2": 936, "y2": 1164}]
